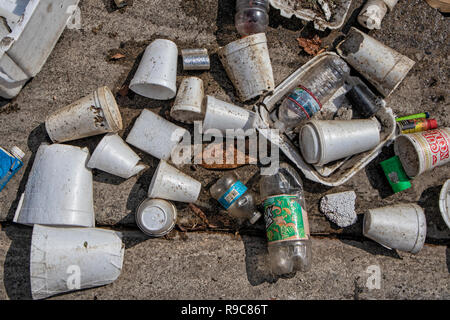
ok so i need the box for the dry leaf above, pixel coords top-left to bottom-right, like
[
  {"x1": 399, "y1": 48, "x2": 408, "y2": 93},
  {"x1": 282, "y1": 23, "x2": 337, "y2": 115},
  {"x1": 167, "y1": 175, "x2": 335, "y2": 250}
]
[
  {"x1": 110, "y1": 53, "x2": 126, "y2": 60},
  {"x1": 118, "y1": 85, "x2": 129, "y2": 97},
  {"x1": 188, "y1": 203, "x2": 218, "y2": 229},
  {"x1": 198, "y1": 143, "x2": 257, "y2": 170},
  {"x1": 297, "y1": 35, "x2": 322, "y2": 56}
]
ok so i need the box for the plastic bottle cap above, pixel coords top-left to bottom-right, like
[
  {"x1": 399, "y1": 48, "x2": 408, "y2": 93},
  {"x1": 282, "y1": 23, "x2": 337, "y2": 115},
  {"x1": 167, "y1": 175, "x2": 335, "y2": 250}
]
[
  {"x1": 300, "y1": 124, "x2": 320, "y2": 164},
  {"x1": 140, "y1": 206, "x2": 168, "y2": 232},
  {"x1": 10, "y1": 146, "x2": 25, "y2": 159}
]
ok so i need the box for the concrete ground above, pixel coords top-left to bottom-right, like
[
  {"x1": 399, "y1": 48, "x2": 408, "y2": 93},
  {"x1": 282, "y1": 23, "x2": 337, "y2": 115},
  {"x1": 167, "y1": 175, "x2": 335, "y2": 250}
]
[{"x1": 0, "y1": 0, "x2": 449, "y2": 299}]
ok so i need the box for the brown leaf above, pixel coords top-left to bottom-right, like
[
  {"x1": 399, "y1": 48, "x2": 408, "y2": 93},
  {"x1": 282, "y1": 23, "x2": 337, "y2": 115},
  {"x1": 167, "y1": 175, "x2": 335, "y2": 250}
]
[
  {"x1": 118, "y1": 85, "x2": 129, "y2": 97},
  {"x1": 297, "y1": 35, "x2": 322, "y2": 56},
  {"x1": 198, "y1": 143, "x2": 257, "y2": 170},
  {"x1": 110, "y1": 53, "x2": 126, "y2": 60},
  {"x1": 188, "y1": 203, "x2": 218, "y2": 229}
]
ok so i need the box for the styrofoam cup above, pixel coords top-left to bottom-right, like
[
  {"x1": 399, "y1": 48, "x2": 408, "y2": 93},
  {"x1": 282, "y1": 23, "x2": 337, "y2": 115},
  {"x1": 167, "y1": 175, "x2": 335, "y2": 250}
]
[
  {"x1": 203, "y1": 95, "x2": 257, "y2": 138},
  {"x1": 299, "y1": 119, "x2": 381, "y2": 166},
  {"x1": 394, "y1": 128, "x2": 450, "y2": 178},
  {"x1": 45, "y1": 86, "x2": 123, "y2": 143},
  {"x1": 170, "y1": 77, "x2": 205, "y2": 123},
  {"x1": 363, "y1": 203, "x2": 427, "y2": 254},
  {"x1": 218, "y1": 33, "x2": 275, "y2": 101},
  {"x1": 148, "y1": 160, "x2": 201, "y2": 203},
  {"x1": 87, "y1": 133, "x2": 146, "y2": 179},
  {"x1": 14, "y1": 143, "x2": 95, "y2": 227},
  {"x1": 337, "y1": 27, "x2": 415, "y2": 97},
  {"x1": 439, "y1": 179, "x2": 450, "y2": 230},
  {"x1": 136, "y1": 198, "x2": 177, "y2": 237},
  {"x1": 30, "y1": 225, "x2": 124, "y2": 300},
  {"x1": 126, "y1": 109, "x2": 188, "y2": 161},
  {"x1": 358, "y1": 0, "x2": 388, "y2": 30},
  {"x1": 383, "y1": 0, "x2": 399, "y2": 11},
  {"x1": 129, "y1": 39, "x2": 178, "y2": 100}
]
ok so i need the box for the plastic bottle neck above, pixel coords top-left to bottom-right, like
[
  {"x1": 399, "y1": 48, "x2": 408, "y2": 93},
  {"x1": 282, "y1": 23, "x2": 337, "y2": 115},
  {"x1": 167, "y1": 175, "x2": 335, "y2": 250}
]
[{"x1": 236, "y1": 0, "x2": 269, "y2": 11}]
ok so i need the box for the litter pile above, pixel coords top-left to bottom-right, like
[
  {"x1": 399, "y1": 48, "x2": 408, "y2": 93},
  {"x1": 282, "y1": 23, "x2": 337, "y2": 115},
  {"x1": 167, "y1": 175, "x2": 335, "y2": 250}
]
[{"x1": 0, "y1": 0, "x2": 449, "y2": 299}]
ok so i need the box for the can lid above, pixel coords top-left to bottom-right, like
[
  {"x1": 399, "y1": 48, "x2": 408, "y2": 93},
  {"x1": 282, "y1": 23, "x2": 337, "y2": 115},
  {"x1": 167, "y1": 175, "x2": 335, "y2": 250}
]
[
  {"x1": 299, "y1": 124, "x2": 320, "y2": 164},
  {"x1": 136, "y1": 199, "x2": 176, "y2": 237},
  {"x1": 10, "y1": 146, "x2": 25, "y2": 159}
]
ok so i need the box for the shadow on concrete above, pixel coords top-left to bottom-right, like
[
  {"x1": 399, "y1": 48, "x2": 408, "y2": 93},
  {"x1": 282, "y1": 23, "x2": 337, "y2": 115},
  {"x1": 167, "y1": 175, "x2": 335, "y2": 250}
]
[
  {"x1": 339, "y1": 238, "x2": 402, "y2": 259},
  {"x1": 3, "y1": 225, "x2": 33, "y2": 300},
  {"x1": 241, "y1": 234, "x2": 278, "y2": 286},
  {"x1": 365, "y1": 145, "x2": 396, "y2": 199},
  {"x1": 419, "y1": 185, "x2": 450, "y2": 241}
]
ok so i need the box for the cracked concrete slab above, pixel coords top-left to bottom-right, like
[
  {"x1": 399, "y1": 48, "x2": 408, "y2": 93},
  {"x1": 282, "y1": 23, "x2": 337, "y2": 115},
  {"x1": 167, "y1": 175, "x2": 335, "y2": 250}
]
[{"x1": 0, "y1": 225, "x2": 448, "y2": 300}]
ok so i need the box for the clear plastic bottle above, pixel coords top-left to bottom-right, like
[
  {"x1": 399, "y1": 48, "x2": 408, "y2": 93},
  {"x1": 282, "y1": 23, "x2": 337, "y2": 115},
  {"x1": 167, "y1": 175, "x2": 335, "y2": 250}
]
[
  {"x1": 259, "y1": 162, "x2": 312, "y2": 276},
  {"x1": 210, "y1": 172, "x2": 262, "y2": 224},
  {"x1": 275, "y1": 56, "x2": 351, "y2": 132},
  {"x1": 235, "y1": 0, "x2": 270, "y2": 37}
]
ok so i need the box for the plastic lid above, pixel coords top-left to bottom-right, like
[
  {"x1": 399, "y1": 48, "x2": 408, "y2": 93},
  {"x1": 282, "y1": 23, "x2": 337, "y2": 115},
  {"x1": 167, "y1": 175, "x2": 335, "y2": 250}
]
[
  {"x1": 299, "y1": 124, "x2": 320, "y2": 164},
  {"x1": 10, "y1": 146, "x2": 25, "y2": 159}
]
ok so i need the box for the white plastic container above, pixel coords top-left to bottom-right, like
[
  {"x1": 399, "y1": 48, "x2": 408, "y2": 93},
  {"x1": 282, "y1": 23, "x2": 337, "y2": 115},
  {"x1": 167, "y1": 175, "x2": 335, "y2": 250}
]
[
  {"x1": 14, "y1": 143, "x2": 95, "y2": 227},
  {"x1": 439, "y1": 180, "x2": 450, "y2": 230},
  {"x1": 363, "y1": 204, "x2": 427, "y2": 254},
  {"x1": 336, "y1": 27, "x2": 416, "y2": 97},
  {"x1": 170, "y1": 77, "x2": 205, "y2": 123},
  {"x1": 203, "y1": 95, "x2": 257, "y2": 137},
  {"x1": 129, "y1": 39, "x2": 178, "y2": 100},
  {"x1": 181, "y1": 48, "x2": 210, "y2": 71},
  {"x1": 268, "y1": 0, "x2": 353, "y2": 31},
  {"x1": 255, "y1": 52, "x2": 397, "y2": 187},
  {"x1": 126, "y1": 109, "x2": 188, "y2": 161},
  {"x1": 87, "y1": 133, "x2": 146, "y2": 179},
  {"x1": 358, "y1": 0, "x2": 388, "y2": 30},
  {"x1": 383, "y1": 0, "x2": 399, "y2": 10},
  {"x1": 0, "y1": 0, "x2": 81, "y2": 99},
  {"x1": 45, "y1": 86, "x2": 123, "y2": 143},
  {"x1": 299, "y1": 119, "x2": 381, "y2": 166},
  {"x1": 148, "y1": 160, "x2": 201, "y2": 203},
  {"x1": 30, "y1": 225, "x2": 124, "y2": 300},
  {"x1": 218, "y1": 33, "x2": 274, "y2": 102},
  {"x1": 394, "y1": 128, "x2": 450, "y2": 178},
  {"x1": 135, "y1": 198, "x2": 177, "y2": 237}
]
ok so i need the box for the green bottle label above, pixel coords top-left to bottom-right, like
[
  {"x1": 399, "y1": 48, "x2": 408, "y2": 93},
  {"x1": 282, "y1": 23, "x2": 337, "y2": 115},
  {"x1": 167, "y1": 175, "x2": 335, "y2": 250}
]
[{"x1": 263, "y1": 195, "x2": 309, "y2": 243}]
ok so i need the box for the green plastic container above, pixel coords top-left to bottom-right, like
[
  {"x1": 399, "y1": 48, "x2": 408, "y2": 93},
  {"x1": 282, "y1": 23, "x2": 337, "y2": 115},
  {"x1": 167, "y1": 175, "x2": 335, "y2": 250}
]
[{"x1": 380, "y1": 156, "x2": 412, "y2": 193}]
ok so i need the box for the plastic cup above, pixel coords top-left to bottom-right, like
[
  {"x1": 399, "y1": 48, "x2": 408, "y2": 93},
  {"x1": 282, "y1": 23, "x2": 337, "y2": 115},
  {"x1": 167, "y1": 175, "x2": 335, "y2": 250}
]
[
  {"x1": 30, "y1": 225, "x2": 124, "y2": 300},
  {"x1": 45, "y1": 86, "x2": 123, "y2": 143},
  {"x1": 336, "y1": 27, "x2": 415, "y2": 97},
  {"x1": 129, "y1": 39, "x2": 178, "y2": 100},
  {"x1": 299, "y1": 119, "x2": 381, "y2": 166},
  {"x1": 363, "y1": 203, "x2": 427, "y2": 254},
  {"x1": 87, "y1": 133, "x2": 146, "y2": 179},
  {"x1": 181, "y1": 48, "x2": 210, "y2": 71},
  {"x1": 136, "y1": 198, "x2": 177, "y2": 237},
  {"x1": 357, "y1": 0, "x2": 388, "y2": 30},
  {"x1": 380, "y1": 156, "x2": 412, "y2": 193},
  {"x1": 126, "y1": 109, "x2": 188, "y2": 161},
  {"x1": 394, "y1": 128, "x2": 450, "y2": 178},
  {"x1": 218, "y1": 33, "x2": 275, "y2": 101},
  {"x1": 13, "y1": 143, "x2": 95, "y2": 228},
  {"x1": 148, "y1": 160, "x2": 201, "y2": 203},
  {"x1": 203, "y1": 95, "x2": 257, "y2": 138},
  {"x1": 170, "y1": 77, "x2": 205, "y2": 124}
]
